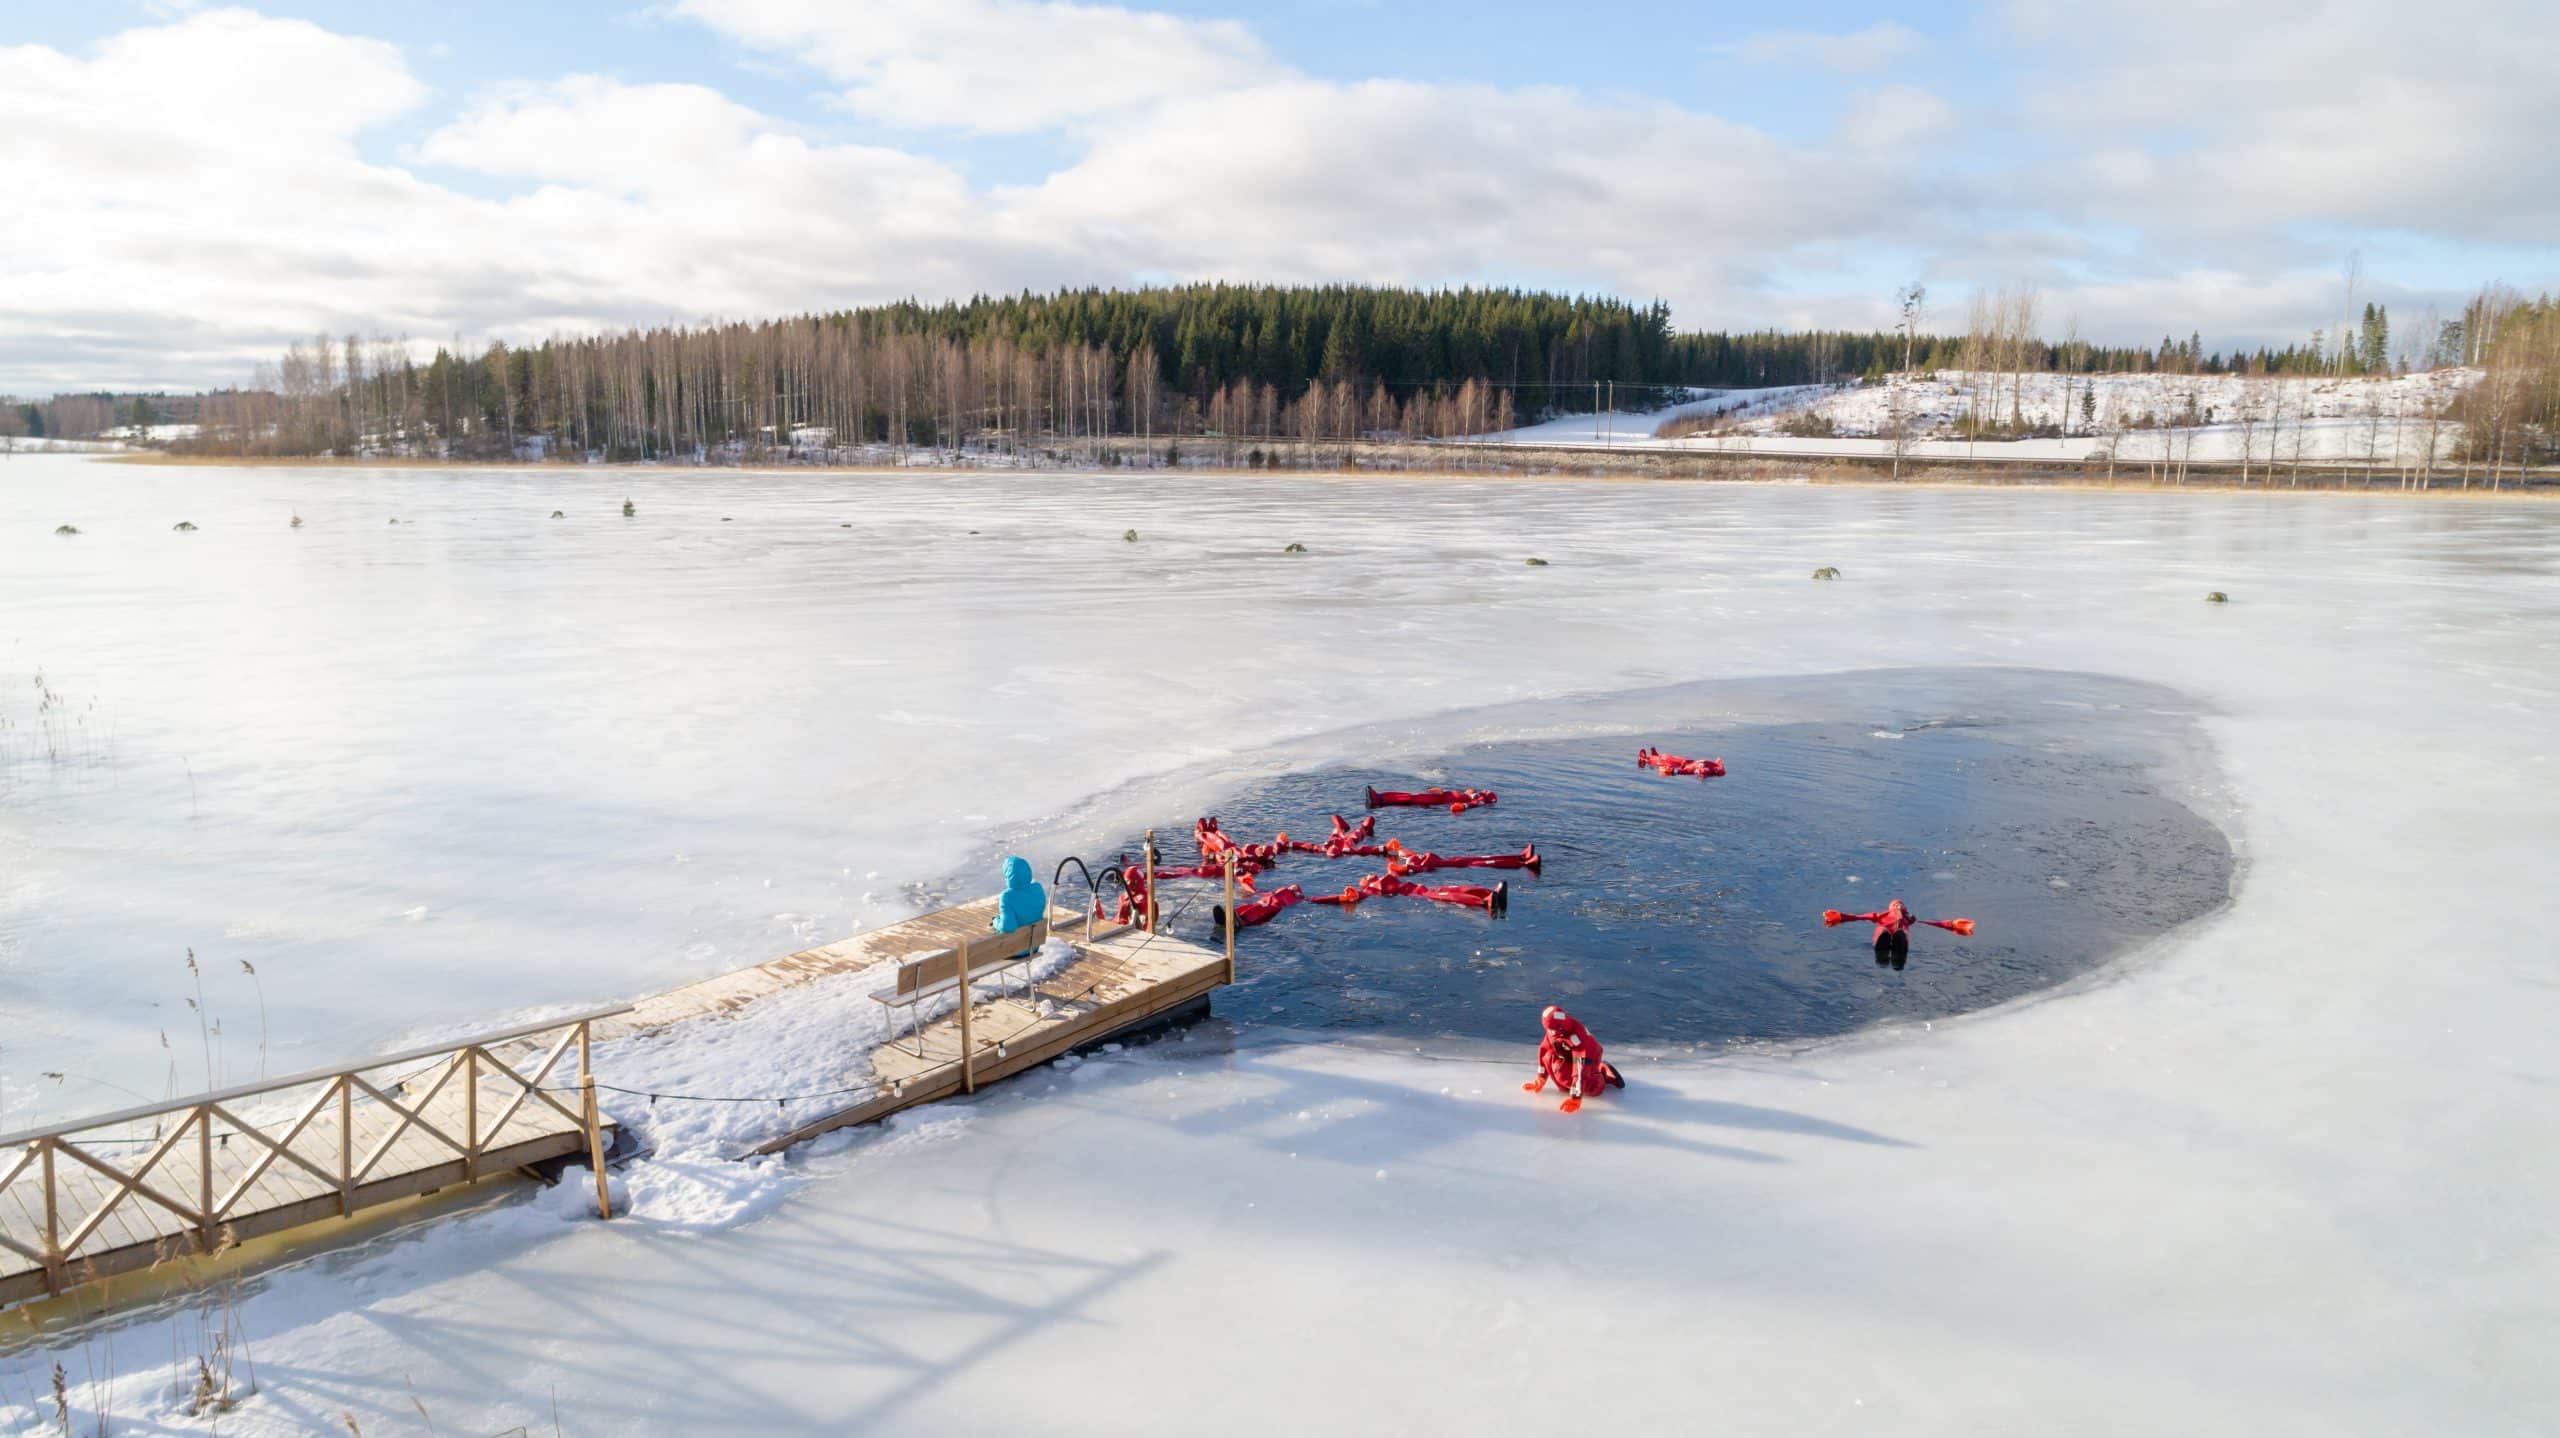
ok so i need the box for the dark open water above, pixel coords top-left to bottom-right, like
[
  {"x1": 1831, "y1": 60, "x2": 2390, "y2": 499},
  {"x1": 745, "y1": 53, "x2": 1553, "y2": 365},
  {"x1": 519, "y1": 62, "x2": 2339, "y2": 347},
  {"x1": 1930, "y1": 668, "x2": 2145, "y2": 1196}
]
[{"x1": 1081, "y1": 686, "x2": 2233, "y2": 1049}]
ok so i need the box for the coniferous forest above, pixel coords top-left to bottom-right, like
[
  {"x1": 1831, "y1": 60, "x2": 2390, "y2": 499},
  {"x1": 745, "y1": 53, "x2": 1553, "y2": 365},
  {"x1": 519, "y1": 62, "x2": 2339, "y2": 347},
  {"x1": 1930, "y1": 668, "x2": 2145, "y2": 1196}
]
[{"x1": 146, "y1": 281, "x2": 2557, "y2": 465}]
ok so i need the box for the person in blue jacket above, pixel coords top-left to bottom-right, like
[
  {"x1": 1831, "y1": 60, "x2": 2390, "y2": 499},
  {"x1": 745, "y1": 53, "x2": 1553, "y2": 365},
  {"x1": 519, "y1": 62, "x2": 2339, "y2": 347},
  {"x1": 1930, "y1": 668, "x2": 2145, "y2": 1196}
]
[{"x1": 994, "y1": 855, "x2": 1048, "y2": 945}]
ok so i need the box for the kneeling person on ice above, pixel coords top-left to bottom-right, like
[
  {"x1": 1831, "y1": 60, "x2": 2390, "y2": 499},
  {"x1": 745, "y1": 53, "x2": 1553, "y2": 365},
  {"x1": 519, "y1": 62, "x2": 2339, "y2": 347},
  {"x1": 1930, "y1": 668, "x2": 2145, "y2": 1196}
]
[{"x1": 1523, "y1": 1005, "x2": 1624, "y2": 1113}]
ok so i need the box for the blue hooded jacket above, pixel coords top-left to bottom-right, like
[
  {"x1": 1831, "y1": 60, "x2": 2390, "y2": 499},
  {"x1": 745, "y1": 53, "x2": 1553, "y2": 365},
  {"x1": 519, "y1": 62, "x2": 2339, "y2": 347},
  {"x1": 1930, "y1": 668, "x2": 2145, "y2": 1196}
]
[{"x1": 994, "y1": 855, "x2": 1048, "y2": 935}]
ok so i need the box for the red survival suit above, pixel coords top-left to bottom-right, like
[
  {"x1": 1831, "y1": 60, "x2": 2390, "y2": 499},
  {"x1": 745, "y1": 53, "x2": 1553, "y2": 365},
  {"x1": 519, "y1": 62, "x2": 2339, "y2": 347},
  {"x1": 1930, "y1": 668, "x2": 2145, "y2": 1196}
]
[
  {"x1": 1638, "y1": 747, "x2": 1726, "y2": 778},
  {"x1": 1221, "y1": 870, "x2": 1509, "y2": 930},
  {"x1": 1219, "y1": 883, "x2": 1308, "y2": 931},
  {"x1": 1523, "y1": 1005, "x2": 1623, "y2": 1113},
  {"x1": 1276, "y1": 813, "x2": 1386, "y2": 858},
  {"x1": 1365, "y1": 785, "x2": 1497, "y2": 814},
  {"x1": 1822, "y1": 902, "x2": 1976, "y2": 942},
  {"x1": 1194, "y1": 817, "x2": 1281, "y2": 869},
  {"x1": 1104, "y1": 863, "x2": 1157, "y2": 927},
  {"x1": 1383, "y1": 840, "x2": 1541, "y2": 876},
  {"x1": 1309, "y1": 871, "x2": 1508, "y2": 915}
]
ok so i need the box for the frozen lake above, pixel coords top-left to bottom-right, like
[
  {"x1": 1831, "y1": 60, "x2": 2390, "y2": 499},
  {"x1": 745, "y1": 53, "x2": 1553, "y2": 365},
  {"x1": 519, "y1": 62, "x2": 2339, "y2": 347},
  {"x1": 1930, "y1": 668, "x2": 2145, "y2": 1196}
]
[
  {"x1": 2, "y1": 455, "x2": 2557, "y2": 1433},
  {"x1": 0, "y1": 457, "x2": 2521, "y2": 1120}
]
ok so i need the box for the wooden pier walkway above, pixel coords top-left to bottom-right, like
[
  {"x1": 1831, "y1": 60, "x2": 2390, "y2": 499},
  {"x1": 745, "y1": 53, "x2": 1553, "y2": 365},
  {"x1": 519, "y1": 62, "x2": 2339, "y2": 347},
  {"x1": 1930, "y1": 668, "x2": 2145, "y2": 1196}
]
[
  {"x1": 599, "y1": 896, "x2": 1088, "y2": 1037},
  {"x1": 4, "y1": 855, "x2": 1237, "y2": 1312},
  {"x1": 0, "y1": 1010, "x2": 621, "y2": 1310}
]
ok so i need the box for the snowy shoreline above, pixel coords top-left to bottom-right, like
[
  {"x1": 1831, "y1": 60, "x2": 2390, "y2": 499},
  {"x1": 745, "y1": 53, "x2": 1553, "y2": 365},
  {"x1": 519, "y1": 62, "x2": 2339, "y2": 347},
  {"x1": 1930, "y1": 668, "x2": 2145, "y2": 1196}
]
[
  {"x1": 1, "y1": 456, "x2": 2551, "y2": 1434},
  {"x1": 97, "y1": 447, "x2": 2560, "y2": 499}
]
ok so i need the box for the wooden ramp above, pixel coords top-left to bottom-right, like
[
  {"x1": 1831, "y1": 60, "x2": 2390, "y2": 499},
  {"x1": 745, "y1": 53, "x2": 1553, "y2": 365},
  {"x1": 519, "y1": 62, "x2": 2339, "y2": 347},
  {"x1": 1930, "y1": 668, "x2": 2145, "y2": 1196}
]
[
  {"x1": 0, "y1": 1011, "x2": 621, "y2": 1310},
  {"x1": 748, "y1": 915, "x2": 1233, "y2": 1155}
]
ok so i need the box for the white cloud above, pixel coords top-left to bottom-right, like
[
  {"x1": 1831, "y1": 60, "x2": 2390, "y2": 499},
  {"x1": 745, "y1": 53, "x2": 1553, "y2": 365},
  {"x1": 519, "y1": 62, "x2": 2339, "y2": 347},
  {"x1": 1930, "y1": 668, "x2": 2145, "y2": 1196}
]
[
  {"x1": 1721, "y1": 22, "x2": 1926, "y2": 74},
  {"x1": 1999, "y1": 0, "x2": 2560, "y2": 244},
  {"x1": 0, "y1": 14, "x2": 1082, "y2": 390},
  {"x1": 1840, "y1": 85, "x2": 1955, "y2": 144},
  {"x1": 999, "y1": 79, "x2": 1913, "y2": 305},
  {"x1": 1, "y1": 3, "x2": 2554, "y2": 393},
  {"x1": 670, "y1": 0, "x2": 1273, "y2": 134}
]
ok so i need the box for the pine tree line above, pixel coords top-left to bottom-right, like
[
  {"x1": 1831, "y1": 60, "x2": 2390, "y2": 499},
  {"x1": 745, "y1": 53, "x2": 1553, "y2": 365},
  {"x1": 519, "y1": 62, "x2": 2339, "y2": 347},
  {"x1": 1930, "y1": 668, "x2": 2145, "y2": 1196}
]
[{"x1": 148, "y1": 281, "x2": 2553, "y2": 463}]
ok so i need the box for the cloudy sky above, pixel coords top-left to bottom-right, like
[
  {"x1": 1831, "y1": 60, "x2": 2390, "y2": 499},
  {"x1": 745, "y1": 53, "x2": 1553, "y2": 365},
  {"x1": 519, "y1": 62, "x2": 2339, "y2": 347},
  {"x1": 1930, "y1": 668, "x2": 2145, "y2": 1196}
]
[{"x1": 4, "y1": 0, "x2": 2556, "y2": 393}]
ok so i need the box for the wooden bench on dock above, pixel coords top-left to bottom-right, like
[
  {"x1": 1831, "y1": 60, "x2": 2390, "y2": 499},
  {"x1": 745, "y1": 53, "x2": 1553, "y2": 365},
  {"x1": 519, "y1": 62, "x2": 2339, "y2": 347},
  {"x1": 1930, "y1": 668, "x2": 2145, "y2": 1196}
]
[{"x1": 870, "y1": 920, "x2": 1048, "y2": 1056}]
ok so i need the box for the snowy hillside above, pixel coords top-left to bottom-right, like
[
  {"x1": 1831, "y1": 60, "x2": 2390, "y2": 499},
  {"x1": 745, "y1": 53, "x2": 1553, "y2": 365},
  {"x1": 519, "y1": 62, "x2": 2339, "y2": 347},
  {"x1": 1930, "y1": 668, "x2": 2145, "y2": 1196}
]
[
  {"x1": 1740, "y1": 368, "x2": 2476, "y2": 442},
  {"x1": 1473, "y1": 370, "x2": 2485, "y2": 469},
  {"x1": 1468, "y1": 386, "x2": 1827, "y2": 445}
]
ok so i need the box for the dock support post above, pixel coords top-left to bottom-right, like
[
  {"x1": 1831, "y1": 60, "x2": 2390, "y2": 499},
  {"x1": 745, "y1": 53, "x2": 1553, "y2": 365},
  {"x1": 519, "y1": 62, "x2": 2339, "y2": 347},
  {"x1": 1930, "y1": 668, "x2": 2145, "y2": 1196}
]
[
  {"x1": 337, "y1": 1078, "x2": 354, "y2": 1218},
  {"x1": 1222, "y1": 856, "x2": 1237, "y2": 985},
  {"x1": 463, "y1": 1048, "x2": 480, "y2": 1182},
  {"x1": 198, "y1": 1109, "x2": 215, "y2": 1252},
  {"x1": 1144, "y1": 830, "x2": 1160, "y2": 933},
  {"x1": 39, "y1": 1140, "x2": 60, "y2": 1296},
  {"x1": 957, "y1": 938, "x2": 978, "y2": 1094},
  {"x1": 578, "y1": 1021, "x2": 612, "y2": 1220}
]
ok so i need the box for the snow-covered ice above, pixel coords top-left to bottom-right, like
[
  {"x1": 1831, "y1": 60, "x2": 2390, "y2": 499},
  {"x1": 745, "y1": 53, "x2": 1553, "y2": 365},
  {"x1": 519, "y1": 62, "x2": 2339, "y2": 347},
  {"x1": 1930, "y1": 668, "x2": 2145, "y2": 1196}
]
[{"x1": 2, "y1": 453, "x2": 2556, "y2": 1434}]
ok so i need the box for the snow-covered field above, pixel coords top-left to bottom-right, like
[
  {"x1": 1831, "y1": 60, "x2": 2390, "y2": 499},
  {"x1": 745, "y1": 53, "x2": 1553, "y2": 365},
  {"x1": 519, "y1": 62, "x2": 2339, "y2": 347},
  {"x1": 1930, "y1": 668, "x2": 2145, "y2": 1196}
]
[
  {"x1": 1468, "y1": 385, "x2": 1827, "y2": 446},
  {"x1": 1473, "y1": 370, "x2": 2486, "y2": 470},
  {"x1": 96, "y1": 424, "x2": 199, "y2": 444},
  {"x1": 2, "y1": 454, "x2": 2556, "y2": 1434},
  {"x1": 0, "y1": 437, "x2": 128, "y2": 455}
]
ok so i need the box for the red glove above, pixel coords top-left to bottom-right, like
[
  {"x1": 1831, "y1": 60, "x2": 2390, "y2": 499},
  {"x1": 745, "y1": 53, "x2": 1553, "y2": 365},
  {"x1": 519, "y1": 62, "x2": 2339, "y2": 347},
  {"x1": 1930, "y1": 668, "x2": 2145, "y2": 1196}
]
[
  {"x1": 1949, "y1": 918, "x2": 1976, "y2": 936},
  {"x1": 1522, "y1": 1078, "x2": 1546, "y2": 1093},
  {"x1": 1822, "y1": 909, "x2": 1846, "y2": 926},
  {"x1": 1559, "y1": 1096, "x2": 1582, "y2": 1114}
]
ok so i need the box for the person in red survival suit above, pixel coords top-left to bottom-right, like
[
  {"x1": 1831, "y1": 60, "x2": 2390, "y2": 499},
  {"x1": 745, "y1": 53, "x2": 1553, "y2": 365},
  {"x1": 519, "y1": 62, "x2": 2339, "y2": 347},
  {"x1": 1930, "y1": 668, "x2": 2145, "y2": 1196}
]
[
  {"x1": 1364, "y1": 785, "x2": 1496, "y2": 814},
  {"x1": 1823, "y1": 898, "x2": 1975, "y2": 970},
  {"x1": 1382, "y1": 840, "x2": 1541, "y2": 876},
  {"x1": 1102, "y1": 862, "x2": 1155, "y2": 927},
  {"x1": 1276, "y1": 813, "x2": 1385, "y2": 858},
  {"x1": 1637, "y1": 747, "x2": 1726, "y2": 778},
  {"x1": 1216, "y1": 883, "x2": 1307, "y2": 933},
  {"x1": 1194, "y1": 817, "x2": 1281, "y2": 868},
  {"x1": 1146, "y1": 861, "x2": 1258, "y2": 890},
  {"x1": 1522, "y1": 1005, "x2": 1625, "y2": 1113},
  {"x1": 1217, "y1": 871, "x2": 1508, "y2": 933},
  {"x1": 1308, "y1": 871, "x2": 1509, "y2": 916}
]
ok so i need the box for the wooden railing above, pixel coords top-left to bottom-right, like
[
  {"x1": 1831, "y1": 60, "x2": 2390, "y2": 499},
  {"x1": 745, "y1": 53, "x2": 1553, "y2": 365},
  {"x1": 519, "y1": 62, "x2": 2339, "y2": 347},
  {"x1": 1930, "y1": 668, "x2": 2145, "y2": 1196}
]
[{"x1": 0, "y1": 1006, "x2": 629, "y2": 1306}]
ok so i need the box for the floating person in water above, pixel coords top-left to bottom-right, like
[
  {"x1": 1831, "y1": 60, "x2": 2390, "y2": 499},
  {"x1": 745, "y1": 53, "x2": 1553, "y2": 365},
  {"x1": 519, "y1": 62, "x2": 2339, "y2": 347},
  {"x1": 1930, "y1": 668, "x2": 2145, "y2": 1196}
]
[
  {"x1": 1637, "y1": 747, "x2": 1726, "y2": 778},
  {"x1": 1309, "y1": 871, "x2": 1508, "y2": 916},
  {"x1": 1364, "y1": 784, "x2": 1497, "y2": 814},
  {"x1": 1214, "y1": 870, "x2": 1508, "y2": 934},
  {"x1": 1523, "y1": 1005, "x2": 1625, "y2": 1113},
  {"x1": 994, "y1": 855, "x2": 1048, "y2": 951},
  {"x1": 1276, "y1": 813, "x2": 1386, "y2": 858},
  {"x1": 1823, "y1": 899, "x2": 1975, "y2": 970},
  {"x1": 1193, "y1": 816, "x2": 1281, "y2": 869},
  {"x1": 1216, "y1": 882, "x2": 1308, "y2": 933},
  {"x1": 1381, "y1": 839, "x2": 1541, "y2": 876}
]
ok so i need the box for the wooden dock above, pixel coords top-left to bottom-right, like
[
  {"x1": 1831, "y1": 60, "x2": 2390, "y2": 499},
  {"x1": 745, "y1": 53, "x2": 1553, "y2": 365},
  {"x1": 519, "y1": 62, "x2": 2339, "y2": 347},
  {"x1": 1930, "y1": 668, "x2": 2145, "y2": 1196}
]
[
  {"x1": 744, "y1": 901, "x2": 1234, "y2": 1154},
  {"x1": 3, "y1": 862, "x2": 1235, "y2": 1311},
  {"x1": 0, "y1": 1011, "x2": 621, "y2": 1310},
  {"x1": 599, "y1": 897, "x2": 1091, "y2": 1037}
]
